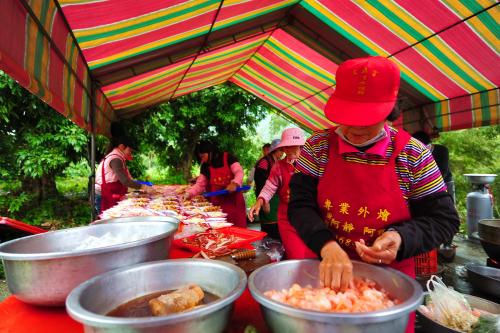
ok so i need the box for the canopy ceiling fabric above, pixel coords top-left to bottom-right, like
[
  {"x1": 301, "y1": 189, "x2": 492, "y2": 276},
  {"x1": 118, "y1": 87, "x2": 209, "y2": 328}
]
[{"x1": 0, "y1": 0, "x2": 498, "y2": 135}]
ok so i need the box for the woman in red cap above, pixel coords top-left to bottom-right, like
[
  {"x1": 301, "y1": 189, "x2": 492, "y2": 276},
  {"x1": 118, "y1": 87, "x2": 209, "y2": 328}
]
[
  {"x1": 248, "y1": 128, "x2": 316, "y2": 259},
  {"x1": 288, "y1": 56, "x2": 459, "y2": 333},
  {"x1": 185, "y1": 141, "x2": 246, "y2": 228}
]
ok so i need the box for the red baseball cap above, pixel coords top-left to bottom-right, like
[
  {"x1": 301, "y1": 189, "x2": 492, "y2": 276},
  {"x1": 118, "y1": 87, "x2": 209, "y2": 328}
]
[{"x1": 324, "y1": 56, "x2": 400, "y2": 126}]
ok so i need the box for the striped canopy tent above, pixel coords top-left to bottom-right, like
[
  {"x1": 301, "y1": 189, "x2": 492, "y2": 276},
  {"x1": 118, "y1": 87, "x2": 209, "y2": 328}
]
[{"x1": 0, "y1": 0, "x2": 498, "y2": 136}]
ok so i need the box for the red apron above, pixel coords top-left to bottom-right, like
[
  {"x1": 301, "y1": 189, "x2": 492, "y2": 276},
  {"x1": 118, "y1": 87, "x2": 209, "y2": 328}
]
[
  {"x1": 317, "y1": 128, "x2": 415, "y2": 333},
  {"x1": 277, "y1": 160, "x2": 317, "y2": 259},
  {"x1": 100, "y1": 153, "x2": 128, "y2": 212},
  {"x1": 208, "y1": 152, "x2": 246, "y2": 228}
]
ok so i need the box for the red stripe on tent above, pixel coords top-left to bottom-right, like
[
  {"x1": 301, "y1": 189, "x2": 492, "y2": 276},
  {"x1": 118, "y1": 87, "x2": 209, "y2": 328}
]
[
  {"x1": 82, "y1": 12, "x2": 216, "y2": 62},
  {"x1": 397, "y1": 1, "x2": 498, "y2": 86},
  {"x1": 439, "y1": 27, "x2": 499, "y2": 86},
  {"x1": 319, "y1": 1, "x2": 469, "y2": 97},
  {"x1": 237, "y1": 68, "x2": 299, "y2": 106},
  {"x1": 258, "y1": 45, "x2": 335, "y2": 89},
  {"x1": 103, "y1": 58, "x2": 191, "y2": 92},
  {"x1": 60, "y1": 0, "x2": 187, "y2": 29},
  {"x1": 271, "y1": 29, "x2": 338, "y2": 71},
  {"x1": 394, "y1": 50, "x2": 468, "y2": 96},
  {"x1": 216, "y1": 0, "x2": 291, "y2": 24},
  {"x1": 449, "y1": 95, "x2": 473, "y2": 131},
  {"x1": 243, "y1": 60, "x2": 316, "y2": 101}
]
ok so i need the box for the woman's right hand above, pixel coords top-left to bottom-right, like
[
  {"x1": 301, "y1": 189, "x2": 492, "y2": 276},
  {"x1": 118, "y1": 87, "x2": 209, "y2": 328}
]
[
  {"x1": 319, "y1": 241, "x2": 353, "y2": 290},
  {"x1": 247, "y1": 198, "x2": 263, "y2": 222}
]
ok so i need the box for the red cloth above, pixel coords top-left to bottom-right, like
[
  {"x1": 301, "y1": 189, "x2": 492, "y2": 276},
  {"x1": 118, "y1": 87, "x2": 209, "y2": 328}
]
[
  {"x1": 0, "y1": 243, "x2": 272, "y2": 333},
  {"x1": 276, "y1": 160, "x2": 316, "y2": 259}
]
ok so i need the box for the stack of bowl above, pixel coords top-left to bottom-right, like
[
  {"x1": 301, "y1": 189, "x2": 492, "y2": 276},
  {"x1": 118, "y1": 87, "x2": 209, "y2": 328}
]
[
  {"x1": 478, "y1": 219, "x2": 500, "y2": 262},
  {"x1": 0, "y1": 221, "x2": 177, "y2": 306}
]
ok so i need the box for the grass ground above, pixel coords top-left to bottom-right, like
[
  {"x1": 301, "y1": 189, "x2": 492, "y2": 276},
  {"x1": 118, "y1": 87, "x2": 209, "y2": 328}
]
[{"x1": 0, "y1": 279, "x2": 9, "y2": 301}]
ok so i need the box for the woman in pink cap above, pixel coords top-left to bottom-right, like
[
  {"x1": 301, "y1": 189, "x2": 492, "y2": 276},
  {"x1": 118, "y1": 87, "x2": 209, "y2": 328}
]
[
  {"x1": 288, "y1": 56, "x2": 459, "y2": 333},
  {"x1": 248, "y1": 128, "x2": 316, "y2": 259}
]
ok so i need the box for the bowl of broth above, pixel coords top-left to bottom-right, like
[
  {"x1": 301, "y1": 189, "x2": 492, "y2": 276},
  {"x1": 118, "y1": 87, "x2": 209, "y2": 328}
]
[{"x1": 66, "y1": 259, "x2": 246, "y2": 333}]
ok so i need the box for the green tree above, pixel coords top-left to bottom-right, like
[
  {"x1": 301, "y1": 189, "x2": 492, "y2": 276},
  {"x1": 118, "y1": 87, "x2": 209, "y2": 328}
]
[
  {"x1": 126, "y1": 83, "x2": 271, "y2": 181},
  {"x1": 436, "y1": 126, "x2": 500, "y2": 220},
  {"x1": 0, "y1": 71, "x2": 88, "y2": 205}
]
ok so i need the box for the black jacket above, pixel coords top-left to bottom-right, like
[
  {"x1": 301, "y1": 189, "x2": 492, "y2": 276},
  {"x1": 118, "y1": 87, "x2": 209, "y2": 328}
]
[{"x1": 287, "y1": 172, "x2": 460, "y2": 260}]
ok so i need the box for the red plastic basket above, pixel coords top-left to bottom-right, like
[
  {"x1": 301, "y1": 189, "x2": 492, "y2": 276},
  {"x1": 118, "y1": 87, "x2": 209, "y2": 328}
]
[
  {"x1": 414, "y1": 248, "x2": 438, "y2": 276},
  {"x1": 174, "y1": 227, "x2": 267, "y2": 253}
]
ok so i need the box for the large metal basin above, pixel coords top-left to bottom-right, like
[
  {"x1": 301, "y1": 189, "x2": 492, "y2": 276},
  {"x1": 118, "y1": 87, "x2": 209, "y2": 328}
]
[
  {"x1": 0, "y1": 222, "x2": 177, "y2": 306},
  {"x1": 248, "y1": 259, "x2": 423, "y2": 333},
  {"x1": 92, "y1": 216, "x2": 180, "y2": 225},
  {"x1": 66, "y1": 259, "x2": 246, "y2": 333}
]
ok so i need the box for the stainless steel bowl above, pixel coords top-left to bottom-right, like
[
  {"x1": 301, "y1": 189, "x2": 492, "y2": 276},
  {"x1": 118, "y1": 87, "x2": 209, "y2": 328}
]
[
  {"x1": 463, "y1": 174, "x2": 497, "y2": 184},
  {"x1": 417, "y1": 293, "x2": 500, "y2": 333},
  {"x1": 66, "y1": 259, "x2": 247, "y2": 333},
  {"x1": 249, "y1": 259, "x2": 423, "y2": 333},
  {"x1": 92, "y1": 216, "x2": 180, "y2": 225},
  {"x1": 478, "y1": 219, "x2": 500, "y2": 245},
  {"x1": 0, "y1": 222, "x2": 177, "y2": 306},
  {"x1": 466, "y1": 263, "x2": 500, "y2": 299}
]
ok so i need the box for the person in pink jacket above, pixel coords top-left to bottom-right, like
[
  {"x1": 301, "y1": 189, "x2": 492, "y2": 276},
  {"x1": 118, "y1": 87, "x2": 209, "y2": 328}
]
[{"x1": 248, "y1": 128, "x2": 316, "y2": 258}]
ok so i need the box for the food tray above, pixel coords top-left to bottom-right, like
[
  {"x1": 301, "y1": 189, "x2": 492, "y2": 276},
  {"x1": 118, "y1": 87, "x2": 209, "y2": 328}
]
[{"x1": 173, "y1": 227, "x2": 267, "y2": 253}]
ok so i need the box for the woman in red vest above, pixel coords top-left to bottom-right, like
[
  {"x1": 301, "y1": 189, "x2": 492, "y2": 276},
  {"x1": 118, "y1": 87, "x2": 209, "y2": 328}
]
[
  {"x1": 288, "y1": 56, "x2": 459, "y2": 333},
  {"x1": 95, "y1": 136, "x2": 147, "y2": 213},
  {"x1": 186, "y1": 141, "x2": 246, "y2": 228},
  {"x1": 248, "y1": 128, "x2": 316, "y2": 259}
]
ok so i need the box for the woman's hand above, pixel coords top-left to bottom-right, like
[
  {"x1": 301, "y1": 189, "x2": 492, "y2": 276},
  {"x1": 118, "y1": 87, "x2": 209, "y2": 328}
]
[
  {"x1": 354, "y1": 231, "x2": 401, "y2": 265},
  {"x1": 226, "y1": 181, "x2": 238, "y2": 192},
  {"x1": 248, "y1": 198, "x2": 263, "y2": 222},
  {"x1": 319, "y1": 241, "x2": 353, "y2": 290}
]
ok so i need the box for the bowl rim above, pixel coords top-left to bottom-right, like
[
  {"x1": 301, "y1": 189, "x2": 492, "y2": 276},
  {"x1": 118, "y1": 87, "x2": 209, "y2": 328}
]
[
  {"x1": 91, "y1": 215, "x2": 180, "y2": 225},
  {"x1": 248, "y1": 259, "x2": 423, "y2": 323},
  {"x1": 465, "y1": 263, "x2": 500, "y2": 282},
  {"x1": 0, "y1": 221, "x2": 177, "y2": 260},
  {"x1": 66, "y1": 258, "x2": 247, "y2": 327}
]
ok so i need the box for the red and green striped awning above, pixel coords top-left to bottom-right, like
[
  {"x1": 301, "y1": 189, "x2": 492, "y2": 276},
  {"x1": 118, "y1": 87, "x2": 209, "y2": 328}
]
[{"x1": 0, "y1": 0, "x2": 498, "y2": 135}]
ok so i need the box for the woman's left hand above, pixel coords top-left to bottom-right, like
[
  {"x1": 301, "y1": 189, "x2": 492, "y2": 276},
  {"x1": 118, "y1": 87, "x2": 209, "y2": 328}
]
[
  {"x1": 226, "y1": 181, "x2": 238, "y2": 192},
  {"x1": 354, "y1": 231, "x2": 401, "y2": 265}
]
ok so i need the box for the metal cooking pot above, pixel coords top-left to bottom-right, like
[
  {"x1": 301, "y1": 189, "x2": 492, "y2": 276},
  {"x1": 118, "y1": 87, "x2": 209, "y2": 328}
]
[
  {"x1": 479, "y1": 238, "x2": 500, "y2": 262},
  {"x1": 465, "y1": 263, "x2": 500, "y2": 299},
  {"x1": 249, "y1": 259, "x2": 423, "y2": 333},
  {"x1": 0, "y1": 222, "x2": 177, "y2": 306},
  {"x1": 66, "y1": 259, "x2": 246, "y2": 333},
  {"x1": 478, "y1": 219, "x2": 500, "y2": 245}
]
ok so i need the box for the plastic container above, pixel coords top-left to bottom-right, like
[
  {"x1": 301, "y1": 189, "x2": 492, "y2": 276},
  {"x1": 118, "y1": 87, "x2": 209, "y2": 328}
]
[
  {"x1": 0, "y1": 217, "x2": 47, "y2": 243},
  {"x1": 174, "y1": 227, "x2": 267, "y2": 253},
  {"x1": 414, "y1": 248, "x2": 438, "y2": 277}
]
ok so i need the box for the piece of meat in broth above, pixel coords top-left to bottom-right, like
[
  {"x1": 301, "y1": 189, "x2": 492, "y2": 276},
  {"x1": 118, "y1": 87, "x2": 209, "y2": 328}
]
[{"x1": 149, "y1": 285, "x2": 205, "y2": 316}]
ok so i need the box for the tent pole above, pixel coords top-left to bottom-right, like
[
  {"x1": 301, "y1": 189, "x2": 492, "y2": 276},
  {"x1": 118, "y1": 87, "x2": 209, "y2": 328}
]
[{"x1": 89, "y1": 84, "x2": 97, "y2": 222}]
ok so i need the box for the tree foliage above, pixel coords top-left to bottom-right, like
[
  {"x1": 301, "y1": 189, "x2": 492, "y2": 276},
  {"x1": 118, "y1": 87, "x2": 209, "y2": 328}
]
[
  {"x1": 124, "y1": 83, "x2": 271, "y2": 181},
  {"x1": 435, "y1": 126, "x2": 500, "y2": 219},
  {"x1": 0, "y1": 71, "x2": 88, "y2": 204}
]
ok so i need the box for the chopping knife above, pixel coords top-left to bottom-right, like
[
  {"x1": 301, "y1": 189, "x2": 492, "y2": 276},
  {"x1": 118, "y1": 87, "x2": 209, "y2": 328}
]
[{"x1": 202, "y1": 185, "x2": 251, "y2": 197}]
